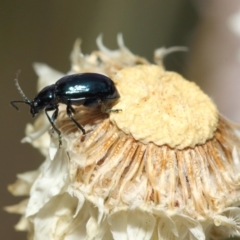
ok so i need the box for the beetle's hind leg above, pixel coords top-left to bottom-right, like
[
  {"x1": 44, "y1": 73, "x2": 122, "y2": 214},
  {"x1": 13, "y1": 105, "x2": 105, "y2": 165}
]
[
  {"x1": 66, "y1": 104, "x2": 86, "y2": 135},
  {"x1": 45, "y1": 106, "x2": 62, "y2": 146}
]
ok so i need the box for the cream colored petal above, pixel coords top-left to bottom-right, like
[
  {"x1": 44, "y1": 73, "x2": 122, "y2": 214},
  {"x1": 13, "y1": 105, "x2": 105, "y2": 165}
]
[
  {"x1": 96, "y1": 34, "x2": 121, "y2": 58},
  {"x1": 22, "y1": 117, "x2": 50, "y2": 156},
  {"x1": 70, "y1": 38, "x2": 89, "y2": 74},
  {"x1": 211, "y1": 207, "x2": 240, "y2": 239},
  {"x1": 173, "y1": 215, "x2": 205, "y2": 240},
  {"x1": 33, "y1": 63, "x2": 64, "y2": 91},
  {"x1": 108, "y1": 210, "x2": 155, "y2": 240},
  {"x1": 154, "y1": 46, "x2": 188, "y2": 66},
  {"x1": 153, "y1": 209, "x2": 179, "y2": 238},
  {"x1": 8, "y1": 170, "x2": 39, "y2": 196},
  {"x1": 5, "y1": 199, "x2": 28, "y2": 214},
  {"x1": 31, "y1": 194, "x2": 78, "y2": 240},
  {"x1": 14, "y1": 216, "x2": 30, "y2": 231},
  {"x1": 26, "y1": 148, "x2": 69, "y2": 217}
]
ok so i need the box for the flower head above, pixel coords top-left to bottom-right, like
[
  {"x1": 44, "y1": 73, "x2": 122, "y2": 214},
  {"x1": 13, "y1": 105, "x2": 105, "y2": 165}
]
[{"x1": 6, "y1": 35, "x2": 240, "y2": 240}]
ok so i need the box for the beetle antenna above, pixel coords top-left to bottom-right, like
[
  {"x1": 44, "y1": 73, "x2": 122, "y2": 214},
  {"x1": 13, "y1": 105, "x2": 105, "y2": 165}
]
[
  {"x1": 14, "y1": 70, "x2": 31, "y2": 103},
  {"x1": 10, "y1": 100, "x2": 31, "y2": 110}
]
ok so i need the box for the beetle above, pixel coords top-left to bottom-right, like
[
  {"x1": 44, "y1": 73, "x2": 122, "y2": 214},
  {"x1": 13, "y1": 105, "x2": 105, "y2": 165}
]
[{"x1": 11, "y1": 71, "x2": 120, "y2": 145}]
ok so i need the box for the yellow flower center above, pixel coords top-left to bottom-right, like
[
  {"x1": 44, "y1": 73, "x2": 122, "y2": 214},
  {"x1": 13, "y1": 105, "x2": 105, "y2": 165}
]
[{"x1": 110, "y1": 65, "x2": 218, "y2": 149}]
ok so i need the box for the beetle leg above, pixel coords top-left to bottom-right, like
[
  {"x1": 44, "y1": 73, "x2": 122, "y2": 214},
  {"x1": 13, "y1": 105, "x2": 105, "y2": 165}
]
[
  {"x1": 45, "y1": 106, "x2": 62, "y2": 146},
  {"x1": 69, "y1": 105, "x2": 75, "y2": 113},
  {"x1": 66, "y1": 104, "x2": 86, "y2": 135},
  {"x1": 101, "y1": 104, "x2": 122, "y2": 113},
  {"x1": 105, "y1": 108, "x2": 122, "y2": 113}
]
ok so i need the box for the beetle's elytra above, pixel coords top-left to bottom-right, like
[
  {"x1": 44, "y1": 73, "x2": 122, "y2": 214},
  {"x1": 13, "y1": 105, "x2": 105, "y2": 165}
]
[{"x1": 11, "y1": 71, "x2": 120, "y2": 146}]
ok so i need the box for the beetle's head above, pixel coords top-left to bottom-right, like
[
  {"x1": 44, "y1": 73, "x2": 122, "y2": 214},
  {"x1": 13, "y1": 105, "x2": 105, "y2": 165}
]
[
  {"x1": 11, "y1": 98, "x2": 41, "y2": 118},
  {"x1": 29, "y1": 100, "x2": 41, "y2": 117},
  {"x1": 29, "y1": 85, "x2": 55, "y2": 117},
  {"x1": 11, "y1": 71, "x2": 54, "y2": 118},
  {"x1": 29, "y1": 94, "x2": 50, "y2": 117}
]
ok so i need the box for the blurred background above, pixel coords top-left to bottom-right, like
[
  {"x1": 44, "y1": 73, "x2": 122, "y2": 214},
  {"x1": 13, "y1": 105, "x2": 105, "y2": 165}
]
[{"x1": 1, "y1": 0, "x2": 240, "y2": 239}]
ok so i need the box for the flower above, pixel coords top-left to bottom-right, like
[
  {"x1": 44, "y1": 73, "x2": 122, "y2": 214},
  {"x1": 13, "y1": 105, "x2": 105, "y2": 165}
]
[{"x1": 6, "y1": 35, "x2": 240, "y2": 240}]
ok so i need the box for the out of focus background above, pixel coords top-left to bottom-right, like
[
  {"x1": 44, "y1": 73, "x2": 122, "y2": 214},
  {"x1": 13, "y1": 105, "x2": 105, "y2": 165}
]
[{"x1": 1, "y1": 1, "x2": 240, "y2": 239}]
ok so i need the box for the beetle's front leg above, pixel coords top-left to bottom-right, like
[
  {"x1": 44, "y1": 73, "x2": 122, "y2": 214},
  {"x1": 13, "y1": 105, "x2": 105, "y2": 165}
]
[
  {"x1": 101, "y1": 104, "x2": 122, "y2": 113},
  {"x1": 45, "y1": 106, "x2": 62, "y2": 146},
  {"x1": 66, "y1": 104, "x2": 86, "y2": 135}
]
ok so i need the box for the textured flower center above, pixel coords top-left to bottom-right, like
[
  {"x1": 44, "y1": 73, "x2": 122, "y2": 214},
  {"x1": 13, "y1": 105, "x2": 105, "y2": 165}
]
[{"x1": 110, "y1": 65, "x2": 218, "y2": 149}]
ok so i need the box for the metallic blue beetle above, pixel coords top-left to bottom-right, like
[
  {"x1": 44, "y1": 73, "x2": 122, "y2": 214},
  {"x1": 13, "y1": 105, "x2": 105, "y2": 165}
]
[{"x1": 11, "y1": 71, "x2": 120, "y2": 145}]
